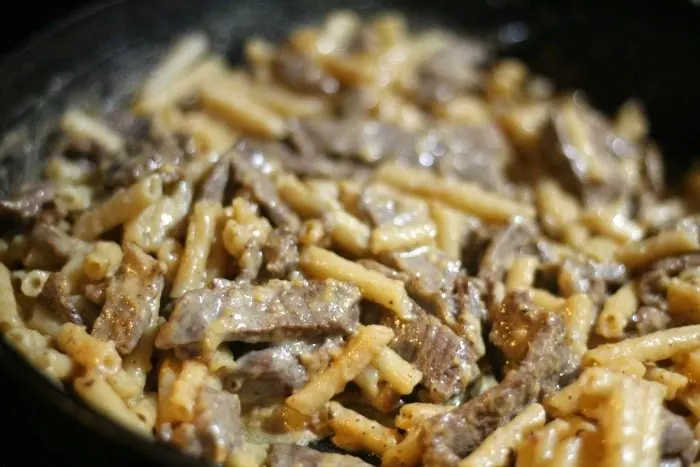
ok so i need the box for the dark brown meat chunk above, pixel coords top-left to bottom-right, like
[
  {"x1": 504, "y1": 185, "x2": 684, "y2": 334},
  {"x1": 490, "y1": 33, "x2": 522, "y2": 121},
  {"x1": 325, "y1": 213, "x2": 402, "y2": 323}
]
[
  {"x1": 156, "y1": 279, "x2": 361, "y2": 352},
  {"x1": 37, "y1": 273, "x2": 84, "y2": 325},
  {"x1": 637, "y1": 253, "x2": 700, "y2": 311},
  {"x1": 91, "y1": 244, "x2": 165, "y2": 354},
  {"x1": 453, "y1": 275, "x2": 488, "y2": 357},
  {"x1": 385, "y1": 246, "x2": 461, "y2": 321},
  {"x1": 272, "y1": 47, "x2": 340, "y2": 95},
  {"x1": 230, "y1": 148, "x2": 300, "y2": 229},
  {"x1": 413, "y1": 38, "x2": 488, "y2": 106},
  {"x1": 541, "y1": 97, "x2": 642, "y2": 208},
  {"x1": 422, "y1": 310, "x2": 568, "y2": 466},
  {"x1": 29, "y1": 222, "x2": 82, "y2": 263},
  {"x1": 632, "y1": 306, "x2": 672, "y2": 336},
  {"x1": 0, "y1": 181, "x2": 56, "y2": 222},
  {"x1": 228, "y1": 341, "x2": 311, "y2": 395},
  {"x1": 388, "y1": 307, "x2": 479, "y2": 403},
  {"x1": 198, "y1": 159, "x2": 230, "y2": 202},
  {"x1": 263, "y1": 227, "x2": 299, "y2": 278},
  {"x1": 266, "y1": 444, "x2": 372, "y2": 467},
  {"x1": 169, "y1": 388, "x2": 243, "y2": 463}
]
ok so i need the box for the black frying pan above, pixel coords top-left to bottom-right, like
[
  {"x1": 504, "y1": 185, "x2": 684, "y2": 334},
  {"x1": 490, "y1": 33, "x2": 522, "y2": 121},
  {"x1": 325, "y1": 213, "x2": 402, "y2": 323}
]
[{"x1": 0, "y1": 0, "x2": 699, "y2": 465}]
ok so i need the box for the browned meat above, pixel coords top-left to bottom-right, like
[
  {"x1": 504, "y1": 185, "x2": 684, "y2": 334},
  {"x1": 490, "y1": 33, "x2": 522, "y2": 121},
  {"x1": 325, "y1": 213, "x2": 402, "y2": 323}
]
[
  {"x1": 557, "y1": 257, "x2": 626, "y2": 306},
  {"x1": 168, "y1": 388, "x2": 243, "y2": 463},
  {"x1": 37, "y1": 273, "x2": 84, "y2": 325},
  {"x1": 272, "y1": 47, "x2": 340, "y2": 95},
  {"x1": 198, "y1": 159, "x2": 230, "y2": 202},
  {"x1": 478, "y1": 220, "x2": 548, "y2": 283},
  {"x1": 454, "y1": 275, "x2": 489, "y2": 324},
  {"x1": 156, "y1": 279, "x2": 361, "y2": 353},
  {"x1": 384, "y1": 246, "x2": 461, "y2": 321},
  {"x1": 422, "y1": 310, "x2": 568, "y2": 466},
  {"x1": 637, "y1": 253, "x2": 700, "y2": 311},
  {"x1": 356, "y1": 184, "x2": 429, "y2": 228},
  {"x1": 541, "y1": 98, "x2": 642, "y2": 208},
  {"x1": 230, "y1": 148, "x2": 300, "y2": 229},
  {"x1": 388, "y1": 307, "x2": 480, "y2": 403},
  {"x1": 263, "y1": 227, "x2": 299, "y2": 278},
  {"x1": 662, "y1": 409, "x2": 695, "y2": 457},
  {"x1": 91, "y1": 244, "x2": 165, "y2": 354},
  {"x1": 413, "y1": 38, "x2": 488, "y2": 106},
  {"x1": 29, "y1": 222, "x2": 82, "y2": 263},
  {"x1": 0, "y1": 181, "x2": 56, "y2": 222},
  {"x1": 632, "y1": 306, "x2": 672, "y2": 336},
  {"x1": 266, "y1": 444, "x2": 372, "y2": 467}
]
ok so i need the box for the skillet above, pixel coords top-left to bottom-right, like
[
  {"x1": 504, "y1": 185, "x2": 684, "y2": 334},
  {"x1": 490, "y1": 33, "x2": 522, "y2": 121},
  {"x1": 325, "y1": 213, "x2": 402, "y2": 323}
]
[{"x1": 0, "y1": 0, "x2": 699, "y2": 465}]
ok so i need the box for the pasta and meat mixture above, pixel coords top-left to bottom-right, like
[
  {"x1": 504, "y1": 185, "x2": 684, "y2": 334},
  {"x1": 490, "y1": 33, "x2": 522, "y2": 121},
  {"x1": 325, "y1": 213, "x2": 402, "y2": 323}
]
[{"x1": 2, "y1": 10, "x2": 700, "y2": 467}]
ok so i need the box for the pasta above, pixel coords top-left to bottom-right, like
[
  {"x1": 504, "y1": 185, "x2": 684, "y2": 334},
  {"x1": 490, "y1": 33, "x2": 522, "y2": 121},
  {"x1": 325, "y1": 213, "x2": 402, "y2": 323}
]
[{"x1": 2, "y1": 10, "x2": 700, "y2": 467}]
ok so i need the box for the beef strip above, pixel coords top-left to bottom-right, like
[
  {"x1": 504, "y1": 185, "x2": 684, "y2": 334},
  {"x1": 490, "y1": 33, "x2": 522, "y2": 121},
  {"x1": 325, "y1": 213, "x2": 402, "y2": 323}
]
[
  {"x1": 413, "y1": 38, "x2": 488, "y2": 106},
  {"x1": 230, "y1": 148, "x2": 300, "y2": 229},
  {"x1": 541, "y1": 97, "x2": 643, "y2": 208},
  {"x1": 168, "y1": 388, "x2": 243, "y2": 463},
  {"x1": 387, "y1": 307, "x2": 480, "y2": 403},
  {"x1": 478, "y1": 219, "x2": 550, "y2": 284},
  {"x1": 422, "y1": 310, "x2": 568, "y2": 466},
  {"x1": 228, "y1": 341, "x2": 311, "y2": 395},
  {"x1": 29, "y1": 222, "x2": 82, "y2": 263},
  {"x1": 452, "y1": 275, "x2": 488, "y2": 358},
  {"x1": 632, "y1": 306, "x2": 672, "y2": 336},
  {"x1": 637, "y1": 254, "x2": 700, "y2": 311},
  {"x1": 557, "y1": 257, "x2": 626, "y2": 306},
  {"x1": 271, "y1": 47, "x2": 340, "y2": 95},
  {"x1": 0, "y1": 181, "x2": 56, "y2": 222},
  {"x1": 263, "y1": 227, "x2": 299, "y2": 278},
  {"x1": 37, "y1": 273, "x2": 84, "y2": 325},
  {"x1": 384, "y1": 246, "x2": 461, "y2": 322},
  {"x1": 266, "y1": 444, "x2": 372, "y2": 467},
  {"x1": 155, "y1": 279, "x2": 361, "y2": 353},
  {"x1": 91, "y1": 244, "x2": 165, "y2": 354},
  {"x1": 198, "y1": 158, "x2": 230, "y2": 202}
]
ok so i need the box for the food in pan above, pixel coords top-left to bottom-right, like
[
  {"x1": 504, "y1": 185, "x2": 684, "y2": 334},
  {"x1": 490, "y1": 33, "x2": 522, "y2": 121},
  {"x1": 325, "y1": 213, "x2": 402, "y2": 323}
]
[{"x1": 2, "y1": 10, "x2": 700, "y2": 467}]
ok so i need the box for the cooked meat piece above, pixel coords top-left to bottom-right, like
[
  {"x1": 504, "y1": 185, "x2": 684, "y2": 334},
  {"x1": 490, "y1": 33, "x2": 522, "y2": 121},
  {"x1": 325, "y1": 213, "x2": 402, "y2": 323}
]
[
  {"x1": 91, "y1": 244, "x2": 165, "y2": 354},
  {"x1": 0, "y1": 181, "x2": 56, "y2": 222},
  {"x1": 388, "y1": 307, "x2": 480, "y2": 403},
  {"x1": 413, "y1": 38, "x2": 488, "y2": 106},
  {"x1": 169, "y1": 388, "x2": 243, "y2": 463},
  {"x1": 422, "y1": 310, "x2": 568, "y2": 466},
  {"x1": 454, "y1": 275, "x2": 489, "y2": 324},
  {"x1": 478, "y1": 219, "x2": 549, "y2": 283},
  {"x1": 263, "y1": 227, "x2": 299, "y2": 278},
  {"x1": 557, "y1": 257, "x2": 626, "y2": 306},
  {"x1": 637, "y1": 253, "x2": 700, "y2": 311},
  {"x1": 156, "y1": 279, "x2": 361, "y2": 353},
  {"x1": 37, "y1": 273, "x2": 84, "y2": 325},
  {"x1": 267, "y1": 444, "x2": 371, "y2": 467},
  {"x1": 102, "y1": 119, "x2": 193, "y2": 188},
  {"x1": 662, "y1": 409, "x2": 695, "y2": 457},
  {"x1": 228, "y1": 341, "x2": 310, "y2": 401},
  {"x1": 357, "y1": 183, "x2": 430, "y2": 228},
  {"x1": 632, "y1": 306, "x2": 671, "y2": 336},
  {"x1": 198, "y1": 159, "x2": 230, "y2": 202},
  {"x1": 230, "y1": 148, "x2": 300, "y2": 229},
  {"x1": 542, "y1": 97, "x2": 642, "y2": 208},
  {"x1": 272, "y1": 47, "x2": 340, "y2": 95},
  {"x1": 385, "y1": 246, "x2": 461, "y2": 321},
  {"x1": 29, "y1": 222, "x2": 82, "y2": 263}
]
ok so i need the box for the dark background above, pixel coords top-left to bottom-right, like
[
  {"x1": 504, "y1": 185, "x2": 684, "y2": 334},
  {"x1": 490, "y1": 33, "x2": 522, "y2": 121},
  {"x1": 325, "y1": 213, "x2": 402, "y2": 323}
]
[{"x1": 0, "y1": 4, "x2": 93, "y2": 467}]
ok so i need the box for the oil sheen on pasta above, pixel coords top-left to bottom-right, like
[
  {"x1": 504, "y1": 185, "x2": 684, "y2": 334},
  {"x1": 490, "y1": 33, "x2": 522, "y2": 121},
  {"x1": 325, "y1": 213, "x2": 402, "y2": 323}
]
[{"x1": 1, "y1": 9, "x2": 700, "y2": 467}]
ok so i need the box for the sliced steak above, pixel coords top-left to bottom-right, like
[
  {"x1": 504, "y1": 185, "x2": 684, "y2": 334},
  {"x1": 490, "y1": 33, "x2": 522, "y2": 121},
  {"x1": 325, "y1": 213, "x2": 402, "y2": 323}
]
[
  {"x1": 198, "y1": 158, "x2": 230, "y2": 202},
  {"x1": 422, "y1": 310, "x2": 567, "y2": 466},
  {"x1": 389, "y1": 307, "x2": 479, "y2": 403},
  {"x1": 168, "y1": 388, "x2": 243, "y2": 463},
  {"x1": 272, "y1": 47, "x2": 340, "y2": 95},
  {"x1": 229, "y1": 341, "x2": 311, "y2": 395},
  {"x1": 384, "y1": 246, "x2": 461, "y2": 321},
  {"x1": 0, "y1": 181, "x2": 57, "y2": 223},
  {"x1": 91, "y1": 244, "x2": 165, "y2": 354},
  {"x1": 478, "y1": 219, "x2": 547, "y2": 283},
  {"x1": 263, "y1": 227, "x2": 299, "y2": 278},
  {"x1": 230, "y1": 147, "x2": 300, "y2": 229},
  {"x1": 266, "y1": 444, "x2": 372, "y2": 467},
  {"x1": 542, "y1": 97, "x2": 642, "y2": 208},
  {"x1": 557, "y1": 257, "x2": 626, "y2": 306},
  {"x1": 30, "y1": 222, "x2": 83, "y2": 264},
  {"x1": 156, "y1": 279, "x2": 361, "y2": 353},
  {"x1": 413, "y1": 38, "x2": 488, "y2": 106},
  {"x1": 37, "y1": 273, "x2": 85, "y2": 325}
]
